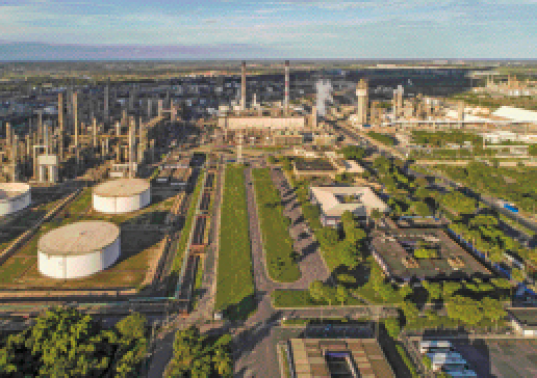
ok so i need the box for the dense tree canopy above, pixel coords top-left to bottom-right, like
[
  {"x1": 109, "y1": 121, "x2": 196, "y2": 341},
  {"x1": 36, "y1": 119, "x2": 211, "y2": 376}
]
[
  {"x1": 340, "y1": 145, "x2": 366, "y2": 161},
  {"x1": 168, "y1": 326, "x2": 232, "y2": 377},
  {"x1": 0, "y1": 307, "x2": 147, "y2": 377}
]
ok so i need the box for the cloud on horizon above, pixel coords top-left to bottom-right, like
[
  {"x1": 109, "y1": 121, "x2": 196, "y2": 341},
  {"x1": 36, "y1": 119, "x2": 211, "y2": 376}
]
[
  {"x1": 0, "y1": 0, "x2": 535, "y2": 59},
  {"x1": 0, "y1": 41, "x2": 279, "y2": 60}
]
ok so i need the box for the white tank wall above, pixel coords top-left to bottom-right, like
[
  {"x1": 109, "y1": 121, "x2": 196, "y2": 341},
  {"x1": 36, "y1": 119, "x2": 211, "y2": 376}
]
[
  {"x1": 38, "y1": 236, "x2": 120, "y2": 279},
  {"x1": 0, "y1": 191, "x2": 31, "y2": 216},
  {"x1": 93, "y1": 188, "x2": 150, "y2": 214}
]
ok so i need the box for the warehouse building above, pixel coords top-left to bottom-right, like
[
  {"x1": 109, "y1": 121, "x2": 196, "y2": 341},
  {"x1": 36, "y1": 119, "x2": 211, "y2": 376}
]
[{"x1": 287, "y1": 338, "x2": 395, "y2": 378}]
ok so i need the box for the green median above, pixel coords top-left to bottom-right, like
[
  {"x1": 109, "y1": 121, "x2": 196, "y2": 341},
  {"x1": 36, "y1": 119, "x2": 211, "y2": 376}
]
[
  {"x1": 215, "y1": 165, "x2": 256, "y2": 320},
  {"x1": 252, "y1": 168, "x2": 301, "y2": 283}
]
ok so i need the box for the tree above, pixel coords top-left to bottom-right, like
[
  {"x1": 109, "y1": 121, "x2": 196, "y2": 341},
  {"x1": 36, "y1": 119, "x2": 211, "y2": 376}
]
[
  {"x1": 414, "y1": 187, "x2": 430, "y2": 200},
  {"x1": 116, "y1": 312, "x2": 146, "y2": 341},
  {"x1": 370, "y1": 208, "x2": 382, "y2": 229},
  {"x1": 340, "y1": 145, "x2": 366, "y2": 161},
  {"x1": 267, "y1": 155, "x2": 276, "y2": 164},
  {"x1": 412, "y1": 202, "x2": 431, "y2": 217},
  {"x1": 212, "y1": 350, "x2": 233, "y2": 377},
  {"x1": 442, "y1": 281, "x2": 462, "y2": 298},
  {"x1": 337, "y1": 240, "x2": 362, "y2": 268},
  {"x1": 340, "y1": 210, "x2": 355, "y2": 226},
  {"x1": 170, "y1": 326, "x2": 206, "y2": 375},
  {"x1": 446, "y1": 296, "x2": 483, "y2": 326},
  {"x1": 309, "y1": 280, "x2": 329, "y2": 304},
  {"x1": 378, "y1": 283, "x2": 397, "y2": 302},
  {"x1": 422, "y1": 355, "x2": 433, "y2": 370},
  {"x1": 336, "y1": 285, "x2": 350, "y2": 306},
  {"x1": 168, "y1": 326, "x2": 233, "y2": 377},
  {"x1": 384, "y1": 318, "x2": 401, "y2": 339},
  {"x1": 345, "y1": 227, "x2": 367, "y2": 245},
  {"x1": 415, "y1": 176, "x2": 429, "y2": 188},
  {"x1": 337, "y1": 274, "x2": 357, "y2": 286},
  {"x1": 398, "y1": 284, "x2": 413, "y2": 299},
  {"x1": 481, "y1": 297, "x2": 506, "y2": 325},
  {"x1": 0, "y1": 308, "x2": 148, "y2": 378},
  {"x1": 316, "y1": 227, "x2": 339, "y2": 250},
  {"x1": 401, "y1": 300, "x2": 419, "y2": 321},
  {"x1": 422, "y1": 281, "x2": 442, "y2": 301},
  {"x1": 511, "y1": 268, "x2": 526, "y2": 284},
  {"x1": 491, "y1": 277, "x2": 512, "y2": 290}
]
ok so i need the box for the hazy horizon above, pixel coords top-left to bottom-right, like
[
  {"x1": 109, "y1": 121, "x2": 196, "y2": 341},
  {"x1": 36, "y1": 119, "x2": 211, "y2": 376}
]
[{"x1": 0, "y1": 0, "x2": 536, "y2": 61}]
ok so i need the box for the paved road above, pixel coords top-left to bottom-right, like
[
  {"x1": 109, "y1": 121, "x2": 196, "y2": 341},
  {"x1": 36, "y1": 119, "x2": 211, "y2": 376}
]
[
  {"x1": 234, "y1": 166, "x2": 332, "y2": 377},
  {"x1": 148, "y1": 160, "x2": 224, "y2": 377}
]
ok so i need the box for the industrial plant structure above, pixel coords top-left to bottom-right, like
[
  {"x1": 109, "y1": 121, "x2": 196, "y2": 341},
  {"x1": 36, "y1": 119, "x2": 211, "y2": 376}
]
[
  {"x1": 93, "y1": 178, "x2": 151, "y2": 214},
  {"x1": 38, "y1": 221, "x2": 121, "y2": 279},
  {"x1": 0, "y1": 183, "x2": 31, "y2": 216}
]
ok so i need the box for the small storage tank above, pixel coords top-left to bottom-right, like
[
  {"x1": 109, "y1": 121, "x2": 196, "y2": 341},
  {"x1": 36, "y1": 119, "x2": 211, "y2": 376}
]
[
  {"x1": 0, "y1": 183, "x2": 31, "y2": 216},
  {"x1": 93, "y1": 178, "x2": 150, "y2": 214},
  {"x1": 38, "y1": 221, "x2": 121, "y2": 279}
]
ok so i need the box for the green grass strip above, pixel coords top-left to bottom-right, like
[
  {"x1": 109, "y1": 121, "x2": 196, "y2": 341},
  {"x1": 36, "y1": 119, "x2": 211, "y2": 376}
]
[
  {"x1": 215, "y1": 165, "x2": 256, "y2": 320},
  {"x1": 252, "y1": 168, "x2": 300, "y2": 283}
]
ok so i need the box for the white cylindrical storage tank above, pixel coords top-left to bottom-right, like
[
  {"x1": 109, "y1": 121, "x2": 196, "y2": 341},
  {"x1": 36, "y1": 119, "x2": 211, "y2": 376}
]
[
  {"x1": 93, "y1": 178, "x2": 151, "y2": 214},
  {"x1": 0, "y1": 183, "x2": 31, "y2": 216},
  {"x1": 38, "y1": 221, "x2": 121, "y2": 279}
]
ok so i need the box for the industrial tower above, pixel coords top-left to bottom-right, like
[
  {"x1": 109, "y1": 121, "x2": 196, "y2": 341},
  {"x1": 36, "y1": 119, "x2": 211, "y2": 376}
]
[{"x1": 356, "y1": 79, "x2": 369, "y2": 126}]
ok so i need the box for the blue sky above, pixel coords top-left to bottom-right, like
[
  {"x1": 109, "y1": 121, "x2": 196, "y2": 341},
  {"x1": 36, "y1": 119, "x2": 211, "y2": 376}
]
[{"x1": 0, "y1": 0, "x2": 536, "y2": 60}]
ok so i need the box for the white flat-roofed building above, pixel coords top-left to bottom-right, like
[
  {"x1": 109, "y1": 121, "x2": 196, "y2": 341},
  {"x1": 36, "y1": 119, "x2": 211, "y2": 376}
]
[
  {"x1": 492, "y1": 106, "x2": 537, "y2": 124},
  {"x1": 310, "y1": 186, "x2": 389, "y2": 227},
  {"x1": 342, "y1": 160, "x2": 365, "y2": 175}
]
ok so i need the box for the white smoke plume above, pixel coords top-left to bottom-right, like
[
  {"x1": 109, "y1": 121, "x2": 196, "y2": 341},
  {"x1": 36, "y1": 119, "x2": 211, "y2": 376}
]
[{"x1": 316, "y1": 79, "x2": 333, "y2": 117}]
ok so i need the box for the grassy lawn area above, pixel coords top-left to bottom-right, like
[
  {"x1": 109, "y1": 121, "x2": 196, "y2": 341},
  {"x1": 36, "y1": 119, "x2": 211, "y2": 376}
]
[
  {"x1": 272, "y1": 289, "x2": 363, "y2": 308},
  {"x1": 252, "y1": 168, "x2": 300, "y2": 283},
  {"x1": 215, "y1": 165, "x2": 256, "y2": 320}
]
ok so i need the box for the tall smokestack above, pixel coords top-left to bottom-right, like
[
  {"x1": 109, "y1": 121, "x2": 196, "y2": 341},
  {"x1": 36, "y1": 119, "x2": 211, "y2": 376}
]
[
  {"x1": 6, "y1": 122, "x2": 11, "y2": 146},
  {"x1": 93, "y1": 118, "x2": 98, "y2": 148},
  {"x1": 129, "y1": 119, "x2": 135, "y2": 178},
  {"x1": 241, "y1": 61, "x2": 246, "y2": 111},
  {"x1": 73, "y1": 92, "x2": 78, "y2": 148},
  {"x1": 58, "y1": 93, "x2": 64, "y2": 160},
  {"x1": 284, "y1": 60, "x2": 290, "y2": 114},
  {"x1": 104, "y1": 80, "x2": 109, "y2": 123}
]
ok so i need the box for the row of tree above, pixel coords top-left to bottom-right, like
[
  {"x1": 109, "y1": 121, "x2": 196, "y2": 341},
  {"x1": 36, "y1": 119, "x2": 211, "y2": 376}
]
[
  {"x1": 450, "y1": 214, "x2": 534, "y2": 274},
  {"x1": 437, "y1": 162, "x2": 537, "y2": 214},
  {"x1": 0, "y1": 307, "x2": 147, "y2": 377},
  {"x1": 167, "y1": 326, "x2": 233, "y2": 377}
]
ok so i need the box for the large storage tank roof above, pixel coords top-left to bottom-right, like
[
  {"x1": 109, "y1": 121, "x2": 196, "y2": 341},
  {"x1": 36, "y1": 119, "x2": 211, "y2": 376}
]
[
  {"x1": 0, "y1": 183, "x2": 31, "y2": 202},
  {"x1": 38, "y1": 221, "x2": 120, "y2": 256},
  {"x1": 93, "y1": 178, "x2": 150, "y2": 198}
]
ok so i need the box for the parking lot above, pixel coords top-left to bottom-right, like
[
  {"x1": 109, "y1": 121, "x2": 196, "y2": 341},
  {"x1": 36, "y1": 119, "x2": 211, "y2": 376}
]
[{"x1": 453, "y1": 339, "x2": 537, "y2": 377}]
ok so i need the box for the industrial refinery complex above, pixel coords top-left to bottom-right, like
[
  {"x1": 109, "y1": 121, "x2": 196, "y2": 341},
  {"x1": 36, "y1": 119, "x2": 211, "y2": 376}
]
[{"x1": 1, "y1": 59, "x2": 537, "y2": 378}]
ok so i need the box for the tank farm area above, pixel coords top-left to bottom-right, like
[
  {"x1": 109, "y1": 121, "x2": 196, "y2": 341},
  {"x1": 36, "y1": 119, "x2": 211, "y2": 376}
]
[{"x1": 0, "y1": 154, "x2": 221, "y2": 314}]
